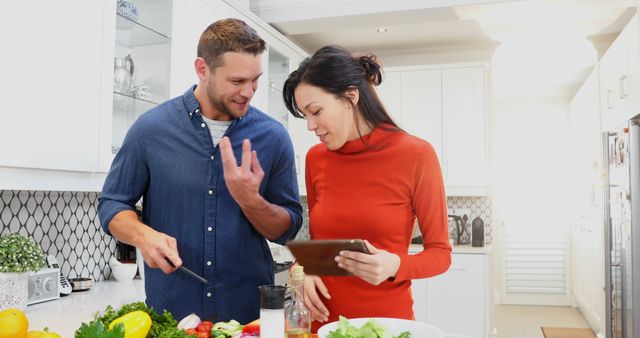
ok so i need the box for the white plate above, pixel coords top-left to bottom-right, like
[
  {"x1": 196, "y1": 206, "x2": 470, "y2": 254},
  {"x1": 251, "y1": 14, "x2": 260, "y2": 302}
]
[{"x1": 317, "y1": 317, "x2": 444, "y2": 338}]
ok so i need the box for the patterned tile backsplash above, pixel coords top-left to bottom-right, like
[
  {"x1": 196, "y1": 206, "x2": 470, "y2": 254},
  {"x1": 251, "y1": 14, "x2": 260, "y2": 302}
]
[
  {"x1": 0, "y1": 191, "x2": 492, "y2": 283},
  {"x1": 0, "y1": 190, "x2": 116, "y2": 281},
  {"x1": 447, "y1": 196, "x2": 493, "y2": 245},
  {"x1": 291, "y1": 195, "x2": 493, "y2": 245}
]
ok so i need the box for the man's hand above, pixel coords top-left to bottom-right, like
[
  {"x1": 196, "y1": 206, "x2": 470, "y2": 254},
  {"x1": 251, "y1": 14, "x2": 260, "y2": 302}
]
[
  {"x1": 137, "y1": 226, "x2": 182, "y2": 274},
  {"x1": 219, "y1": 137, "x2": 266, "y2": 209}
]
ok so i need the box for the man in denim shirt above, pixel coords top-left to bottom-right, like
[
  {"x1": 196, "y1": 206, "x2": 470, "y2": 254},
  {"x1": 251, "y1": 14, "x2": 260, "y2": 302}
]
[{"x1": 98, "y1": 18, "x2": 302, "y2": 323}]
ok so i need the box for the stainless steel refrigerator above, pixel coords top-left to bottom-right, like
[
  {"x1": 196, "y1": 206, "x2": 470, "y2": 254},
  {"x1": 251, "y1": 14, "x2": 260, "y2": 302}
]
[{"x1": 604, "y1": 118, "x2": 640, "y2": 338}]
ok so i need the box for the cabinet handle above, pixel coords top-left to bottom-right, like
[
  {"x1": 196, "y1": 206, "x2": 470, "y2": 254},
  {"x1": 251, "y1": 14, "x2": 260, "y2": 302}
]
[
  {"x1": 295, "y1": 155, "x2": 300, "y2": 175},
  {"x1": 619, "y1": 75, "x2": 628, "y2": 99},
  {"x1": 607, "y1": 90, "x2": 613, "y2": 109},
  {"x1": 450, "y1": 267, "x2": 467, "y2": 272}
]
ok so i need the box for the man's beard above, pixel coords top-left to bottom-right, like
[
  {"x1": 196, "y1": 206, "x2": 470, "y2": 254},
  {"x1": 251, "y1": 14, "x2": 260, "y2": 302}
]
[{"x1": 206, "y1": 82, "x2": 247, "y2": 119}]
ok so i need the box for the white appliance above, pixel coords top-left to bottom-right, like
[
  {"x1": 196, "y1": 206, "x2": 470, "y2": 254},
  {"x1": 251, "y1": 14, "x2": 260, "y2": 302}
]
[
  {"x1": 603, "y1": 118, "x2": 640, "y2": 338},
  {"x1": 27, "y1": 268, "x2": 60, "y2": 305}
]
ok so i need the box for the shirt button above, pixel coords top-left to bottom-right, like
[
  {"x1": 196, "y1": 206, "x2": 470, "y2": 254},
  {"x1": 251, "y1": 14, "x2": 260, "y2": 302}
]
[
  {"x1": 201, "y1": 123, "x2": 206, "y2": 128},
  {"x1": 208, "y1": 189, "x2": 214, "y2": 195},
  {"x1": 207, "y1": 261, "x2": 212, "y2": 266},
  {"x1": 196, "y1": 108, "x2": 200, "y2": 113},
  {"x1": 207, "y1": 227, "x2": 213, "y2": 232},
  {"x1": 210, "y1": 155, "x2": 215, "y2": 160},
  {"x1": 207, "y1": 292, "x2": 212, "y2": 297}
]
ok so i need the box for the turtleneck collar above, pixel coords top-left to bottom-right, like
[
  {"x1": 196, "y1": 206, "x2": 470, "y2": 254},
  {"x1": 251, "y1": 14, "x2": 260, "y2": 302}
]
[{"x1": 336, "y1": 123, "x2": 401, "y2": 154}]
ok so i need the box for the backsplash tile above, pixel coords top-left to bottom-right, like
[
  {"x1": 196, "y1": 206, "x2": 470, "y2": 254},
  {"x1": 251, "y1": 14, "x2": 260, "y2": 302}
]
[
  {"x1": 0, "y1": 190, "x2": 116, "y2": 281},
  {"x1": 294, "y1": 195, "x2": 493, "y2": 245},
  {"x1": 447, "y1": 196, "x2": 493, "y2": 245}
]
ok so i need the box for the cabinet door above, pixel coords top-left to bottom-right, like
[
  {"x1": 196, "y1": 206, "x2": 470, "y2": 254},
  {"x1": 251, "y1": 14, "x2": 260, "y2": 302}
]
[
  {"x1": 599, "y1": 51, "x2": 617, "y2": 130},
  {"x1": 441, "y1": 67, "x2": 485, "y2": 190},
  {"x1": 376, "y1": 71, "x2": 403, "y2": 125},
  {"x1": 0, "y1": 1, "x2": 105, "y2": 172},
  {"x1": 401, "y1": 70, "x2": 443, "y2": 163},
  {"x1": 426, "y1": 254, "x2": 486, "y2": 338},
  {"x1": 170, "y1": 0, "x2": 227, "y2": 96}
]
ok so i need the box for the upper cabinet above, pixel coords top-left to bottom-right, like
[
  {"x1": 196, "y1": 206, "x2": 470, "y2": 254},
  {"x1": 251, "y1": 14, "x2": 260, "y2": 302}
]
[
  {"x1": 1, "y1": 0, "x2": 309, "y2": 192},
  {"x1": 377, "y1": 65, "x2": 489, "y2": 196},
  {"x1": 0, "y1": 1, "x2": 107, "y2": 173},
  {"x1": 600, "y1": 13, "x2": 640, "y2": 130},
  {"x1": 99, "y1": 0, "x2": 174, "y2": 172}
]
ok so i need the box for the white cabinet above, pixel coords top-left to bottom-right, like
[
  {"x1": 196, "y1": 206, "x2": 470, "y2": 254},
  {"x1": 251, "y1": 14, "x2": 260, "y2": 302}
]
[
  {"x1": 442, "y1": 68, "x2": 486, "y2": 192},
  {"x1": 600, "y1": 13, "x2": 640, "y2": 130},
  {"x1": 0, "y1": 1, "x2": 107, "y2": 173},
  {"x1": 1, "y1": 0, "x2": 309, "y2": 192},
  {"x1": 412, "y1": 251, "x2": 491, "y2": 338},
  {"x1": 100, "y1": 0, "x2": 174, "y2": 172},
  {"x1": 569, "y1": 68, "x2": 605, "y2": 334},
  {"x1": 378, "y1": 65, "x2": 488, "y2": 195}
]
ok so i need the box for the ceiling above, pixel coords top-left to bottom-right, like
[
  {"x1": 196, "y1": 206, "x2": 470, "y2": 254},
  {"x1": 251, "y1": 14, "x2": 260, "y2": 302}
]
[{"x1": 250, "y1": 0, "x2": 637, "y2": 98}]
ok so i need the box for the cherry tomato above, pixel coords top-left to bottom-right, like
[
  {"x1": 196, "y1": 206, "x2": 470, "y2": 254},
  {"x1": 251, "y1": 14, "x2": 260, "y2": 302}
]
[
  {"x1": 184, "y1": 328, "x2": 198, "y2": 336},
  {"x1": 197, "y1": 331, "x2": 210, "y2": 338},
  {"x1": 197, "y1": 320, "x2": 214, "y2": 333}
]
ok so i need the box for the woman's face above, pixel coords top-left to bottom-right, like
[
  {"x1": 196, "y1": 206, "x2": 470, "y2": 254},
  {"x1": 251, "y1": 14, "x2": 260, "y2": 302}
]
[{"x1": 293, "y1": 82, "x2": 360, "y2": 150}]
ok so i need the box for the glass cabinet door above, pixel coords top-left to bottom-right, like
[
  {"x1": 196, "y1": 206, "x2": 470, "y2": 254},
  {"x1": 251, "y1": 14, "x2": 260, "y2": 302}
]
[
  {"x1": 112, "y1": 0, "x2": 172, "y2": 154},
  {"x1": 267, "y1": 48, "x2": 290, "y2": 128}
]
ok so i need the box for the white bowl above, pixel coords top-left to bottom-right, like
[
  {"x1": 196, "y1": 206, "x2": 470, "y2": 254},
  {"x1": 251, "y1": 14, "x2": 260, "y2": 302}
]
[
  {"x1": 318, "y1": 317, "x2": 444, "y2": 338},
  {"x1": 111, "y1": 263, "x2": 137, "y2": 282}
]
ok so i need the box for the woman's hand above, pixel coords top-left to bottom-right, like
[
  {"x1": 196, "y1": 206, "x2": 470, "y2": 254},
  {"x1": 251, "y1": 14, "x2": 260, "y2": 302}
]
[
  {"x1": 303, "y1": 274, "x2": 332, "y2": 323},
  {"x1": 335, "y1": 240, "x2": 401, "y2": 285}
]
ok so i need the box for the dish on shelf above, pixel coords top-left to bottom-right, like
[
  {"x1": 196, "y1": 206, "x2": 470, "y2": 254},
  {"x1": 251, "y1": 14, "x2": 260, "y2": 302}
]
[{"x1": 116, "y1": 0, "x2": 139, "y2": 27}]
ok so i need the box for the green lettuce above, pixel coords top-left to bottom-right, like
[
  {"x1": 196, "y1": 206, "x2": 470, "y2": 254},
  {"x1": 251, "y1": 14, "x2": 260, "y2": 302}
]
[{"x1": 326, "y1": 316, "x2": 411, "y2": 338}]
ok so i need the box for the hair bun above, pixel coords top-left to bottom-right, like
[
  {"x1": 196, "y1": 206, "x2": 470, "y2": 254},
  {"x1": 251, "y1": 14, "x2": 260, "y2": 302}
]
[{"x1": 358, "y1": 54, "x2": 382, "y2": 86}]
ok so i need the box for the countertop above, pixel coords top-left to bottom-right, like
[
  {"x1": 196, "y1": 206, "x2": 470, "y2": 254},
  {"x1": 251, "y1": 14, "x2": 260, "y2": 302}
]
[
  {"x1": 409, "y1": 244, "x2": 492, "y2": 254},
  {"x1": 24, "y1": 279, "x2": 146, "y2": 337}
]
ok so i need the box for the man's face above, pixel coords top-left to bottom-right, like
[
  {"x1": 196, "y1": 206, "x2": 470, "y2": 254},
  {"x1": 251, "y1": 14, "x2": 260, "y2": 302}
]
[{"x1": 205, "y1": 52, "x2": 263, "y2": 119}]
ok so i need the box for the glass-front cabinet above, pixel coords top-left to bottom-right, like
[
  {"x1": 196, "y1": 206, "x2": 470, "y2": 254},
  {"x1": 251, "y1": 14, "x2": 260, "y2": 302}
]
[{"x1": 110, "y1": 0, "x2": 173, "y2": 156}]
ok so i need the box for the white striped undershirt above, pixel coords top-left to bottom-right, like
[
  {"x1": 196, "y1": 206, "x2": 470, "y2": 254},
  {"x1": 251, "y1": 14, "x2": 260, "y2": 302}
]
[{"x1": 201, "y1": 115, "x2": 232, "y2": 147}]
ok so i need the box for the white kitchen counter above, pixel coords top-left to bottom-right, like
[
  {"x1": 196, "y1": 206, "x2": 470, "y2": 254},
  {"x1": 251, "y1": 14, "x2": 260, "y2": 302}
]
[
  {"x1": 24, "y1": 279, "x2": 146, "y2": 337},
  {"x1": 409, "y1": 244, "x2": 492, "y2": 254}
]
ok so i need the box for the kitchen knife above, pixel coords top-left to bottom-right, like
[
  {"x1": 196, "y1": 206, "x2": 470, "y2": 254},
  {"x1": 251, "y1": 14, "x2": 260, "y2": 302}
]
[{"x1": 165, "y1": 258, "x2": 208, "y2": 284}]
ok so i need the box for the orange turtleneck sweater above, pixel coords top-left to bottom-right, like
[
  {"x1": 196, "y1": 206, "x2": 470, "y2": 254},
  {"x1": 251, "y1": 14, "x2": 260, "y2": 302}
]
[{"x1": 305, "y1": 124, "x2": 451, "y2": 332}]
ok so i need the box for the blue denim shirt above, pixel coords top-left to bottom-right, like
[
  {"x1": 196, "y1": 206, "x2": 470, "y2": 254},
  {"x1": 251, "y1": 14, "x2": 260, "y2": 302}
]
[{"x1": 98, "y1": 85, "x2": 302, "y2": 323}]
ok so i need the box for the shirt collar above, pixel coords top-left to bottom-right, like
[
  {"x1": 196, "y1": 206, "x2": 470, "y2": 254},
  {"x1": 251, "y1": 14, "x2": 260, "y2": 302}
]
[
  {"x1": 337, "y1": 123, "x2": 400, "y2": 154},
  {"x1": 183, "y1": 85, "x2": 200, "y2": 119},
  {"x1": 182, "y1": 84, "x2": 250, "y2": 122}
]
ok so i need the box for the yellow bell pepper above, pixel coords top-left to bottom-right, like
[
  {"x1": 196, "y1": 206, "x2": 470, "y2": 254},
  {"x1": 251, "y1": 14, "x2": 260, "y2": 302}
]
[{"x1": 108, "y1": 311, "x2": 152, "y2": 338}]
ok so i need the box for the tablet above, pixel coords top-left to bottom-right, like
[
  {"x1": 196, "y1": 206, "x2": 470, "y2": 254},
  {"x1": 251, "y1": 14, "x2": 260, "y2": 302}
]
[{"x1": 286, "y1": 239, "x2": 370, "y2": 276}]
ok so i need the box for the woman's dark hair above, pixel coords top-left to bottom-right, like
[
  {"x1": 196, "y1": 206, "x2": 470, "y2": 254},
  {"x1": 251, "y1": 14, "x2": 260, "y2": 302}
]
[{"x1": 283, "y1": 45, "x2": 399, "y2": 134}]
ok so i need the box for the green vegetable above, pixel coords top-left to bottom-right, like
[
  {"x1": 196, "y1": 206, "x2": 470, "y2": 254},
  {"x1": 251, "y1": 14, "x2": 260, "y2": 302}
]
[
  {"x1": 211, "y1": 320, "x2": 242, "y2": 336},
  {"x1": 75, "y1": 321, "x2": 125, "y2": 338},
  {"x1": 210, "y1": 330, "x2": 229, "y2": 338},
  {"x1": 0, "y1": 233, "x2": 46, "y2": 273},
  {"x1": 326, "y1": 316, "x2": 411, "y2": 338},
  {"x1": 75, "y1": 301, "x2": 189, "y2": 338}
]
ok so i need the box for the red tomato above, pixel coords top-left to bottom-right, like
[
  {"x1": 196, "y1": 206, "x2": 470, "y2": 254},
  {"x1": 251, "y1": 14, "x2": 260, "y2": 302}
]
[
  {"x1": 185, "y1": 328, "x2": 198, "y2": 336},
  {"x1": 196, "y1": 331, "x2": 210, "y2": 338},
  {"x1": 197, "y1": 321, "x2": 214, "y2": 333}
]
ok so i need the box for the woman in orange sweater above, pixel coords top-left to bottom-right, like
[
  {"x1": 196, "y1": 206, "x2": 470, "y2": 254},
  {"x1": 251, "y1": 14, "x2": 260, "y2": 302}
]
[{"x1": 283, "y1": 45, "x2": 451, "y2": 332}]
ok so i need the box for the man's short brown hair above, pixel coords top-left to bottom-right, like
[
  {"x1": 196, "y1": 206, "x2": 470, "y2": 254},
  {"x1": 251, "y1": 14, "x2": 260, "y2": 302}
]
[{"x1": 197, "y1": 18, "x2": 266, "y2": 70}]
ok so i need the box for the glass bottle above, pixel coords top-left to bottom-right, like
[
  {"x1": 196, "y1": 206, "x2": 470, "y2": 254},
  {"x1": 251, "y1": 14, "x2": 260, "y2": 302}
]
[{"x1": 285, "y1": 265, "x2": 311, "y2": 338}]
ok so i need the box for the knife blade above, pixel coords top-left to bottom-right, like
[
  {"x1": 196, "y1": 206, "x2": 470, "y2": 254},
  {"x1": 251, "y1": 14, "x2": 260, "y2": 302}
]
[{"x1": 165, "y1": 257, "x2": 208, "y2": 284}]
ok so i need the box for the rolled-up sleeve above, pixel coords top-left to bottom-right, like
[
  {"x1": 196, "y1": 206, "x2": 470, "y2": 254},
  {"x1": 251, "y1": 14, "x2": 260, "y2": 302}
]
[{"x1": 98, "y1": 123, "x2": 149, "y2": 235}]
